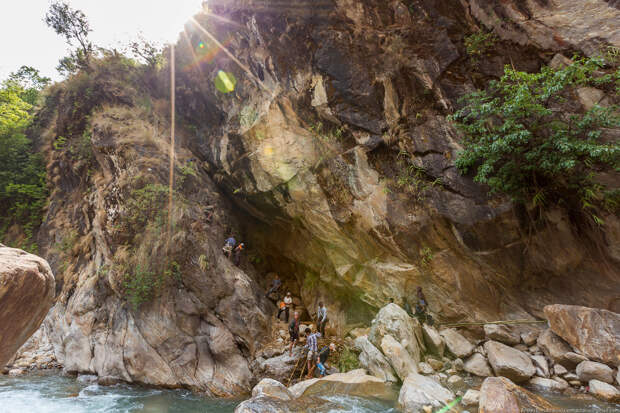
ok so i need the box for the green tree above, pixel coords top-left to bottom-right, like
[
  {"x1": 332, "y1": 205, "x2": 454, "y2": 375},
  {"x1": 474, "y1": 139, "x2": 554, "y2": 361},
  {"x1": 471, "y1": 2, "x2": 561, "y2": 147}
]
[
  {"x1": 45, "y1": 1, "x2": 94, "y2": 75},
  {"x1": 450, "y1": 57, "x2": 619, "y2": 221},
  {"x1": 6, "y1": 66, "x2": 51, "y2": 105}
]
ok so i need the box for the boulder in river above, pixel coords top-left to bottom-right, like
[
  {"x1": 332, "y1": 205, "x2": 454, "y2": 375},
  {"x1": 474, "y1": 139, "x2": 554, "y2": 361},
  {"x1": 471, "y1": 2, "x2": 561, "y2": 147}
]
[
  {"x1": 537, "y1": 329, "x2": 576, "y2": 369},
  {"x1": 380, "y1": 334, "x2": 418, "y2": 380},
  {"x1": 354, "y1": 335, "x2": 398, "y2": 382},
  {"x1": 528, "y1": 377, "x2": 568, "y2": 392},
  {"x1": 484, "y1": 324, "x2": 521, "y2": 345},
  {"x1": 369, "y1": 304, "x2": 424, "y2": 365},
  {"x1": 397, "y1": 373, "x2": 454, "y2": 413},
  {"x1": 485, "y1": 340, "x2": 535, "y2": 383},
  {"x1": 544, "y1": 304, "x2": 620, "y2": 366},
  {"x1": 439, "y1": 328, "x2": 474, "y2": 359},
  {"x1": 576, "y1": 361, "x2": 614, "y2": 384},
  {"x1": 252, "y1": 378, "x2": 292, "y2": 401},
  {"x1": 287, "y1": 369, "x2": 396, "y2": 400},
  {"x1": 479, "y1": 377, "x2": 558, "y2": 413},
  {"x1": 588, "y1": 379, "x2": 620, "y2": 403},
  {"x1": 0, "y1": 245, "x2": 55, "y2": 367},
  {"x1": 463, "y1": 353, "x2": 493, "y2": 377}
]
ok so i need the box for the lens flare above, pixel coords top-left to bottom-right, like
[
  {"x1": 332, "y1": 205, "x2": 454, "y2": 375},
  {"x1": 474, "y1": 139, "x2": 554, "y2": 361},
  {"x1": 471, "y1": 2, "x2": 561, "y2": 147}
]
[
  {"x1": 198, "y1": 41, "x2": 205, "y2": 49},
  {"x1": 215, "y1": 70, "x2": 237, "y2": 93}
]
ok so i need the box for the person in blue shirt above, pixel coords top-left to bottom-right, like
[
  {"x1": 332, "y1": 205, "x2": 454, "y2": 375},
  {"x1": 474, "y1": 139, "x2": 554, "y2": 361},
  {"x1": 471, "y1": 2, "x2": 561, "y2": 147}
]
[
  {"x1": 265, "y1": 274, "x2": 282, "y2": 299},
  {"x1": 222, "y1": 236, "x2": 236, "y2": 258}
]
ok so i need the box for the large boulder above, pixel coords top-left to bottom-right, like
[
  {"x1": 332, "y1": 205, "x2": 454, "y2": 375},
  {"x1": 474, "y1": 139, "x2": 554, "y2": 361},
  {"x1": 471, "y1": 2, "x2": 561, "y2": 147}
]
[
  {"x1": 530, "y1": 355, "x2": 549, "y2": 378},
  {"x1": 528, "y1": 377, "x2": 568, "y2": 392},
  {"x1": 484, "y1": 341, "x2": 535, "y2": 383},
  {"x1": 537, "y1": 329, "x2": 576, "y2": 369},
  {"x1": 0, "y1": 245, "x2": 55, "y2": 367},
  {"x1": 461, "y1": 389, "x2": 480, "y2": 407},
  {"x1": 397, "y1": 373, "x2": 455, "y2": 413},
  {"x1": 484, "y1": 324, "x2": 521, "y2": 345},
  {"x1": 369, "y1": 304, "x2": 424, "y2": 365},
  {"x1": 479, "y1": 377, "x2": 558, "y2": 413},
  {"x1": 576, "y1": 361, "x2": 614, "y2": 384},
  {"x1": 253, "y1": 347, "x2": 306, "y2": 383},
  {"x1": 588, "y1": 379, "x2": 620, "y2": 403},
  {"x1": 354, "y1": 336, "x2": 398, "y2": 382},
  {"x1": 463, "y1": 353, "x2": 493, "y2": 377},
  {"x1": 439, "y1": 328, "x2": 474, "y2": 359},
  {"x1": 251, "y1": 379, "x2": 292, "y2": 401},
  {"x1": 287, "y1": 369, "x2": 396, "y2": 400},
  {"x1": 544, "y1": 305, "x2": 620, "y2": 366},
  {"x1": 421, "y1": 324, "x2": 445, "y2": 357},
  {"x1": 234, "y1": 396, "x2": 333, "y2": 413},
  {"x1": 380, "y1": 334, "x2": 418, "y2": 380}
]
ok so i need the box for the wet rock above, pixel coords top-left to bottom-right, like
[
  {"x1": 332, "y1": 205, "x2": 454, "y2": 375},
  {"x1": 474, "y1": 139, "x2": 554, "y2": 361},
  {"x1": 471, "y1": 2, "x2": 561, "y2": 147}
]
[
  {"x1": 576, "y1": 361, "x2": 614, "y2": 384},
  {"x1": 234, "y1": 395, "x2": 333, "y2": 413},
  {"x1": 463, "y1": 353, "x2": 493, "y2": 377},
  {"x1": 369, "y1": 304, "x2": 424, "y2": 366},
  {"x1": 461, "y1": 389, "x2": 480, "y2": 407},
  {"x1": 252, "y1": 378, "x2": 292, "y2": 401},
  {"x1": 537, "y1": 329, "x2": 576, "y2": 369},
  {"x1": 521, "y1": 330, "x2": 540, "y2": 347},
  {"x1": 422, "y1": 324, "x2": 445, "y2": 358},
  {"x1": 531, "y1": 355, "x2": 550, "y2": 378},
  {"x1": 544, "y1": 305, "x2": 620, "y2": 366},
  {"x1": 484, "y1": 324, "x2": 520, "y2": 345},
  {"x1": 398, "y1": 373, "x2": 454, "y2": 413},
  {"x1": 354, "y1": 336, "x2": 398, "y2": 382},
  {"x1": 588, "y1": 379, "x2": 620, "y2": 403},
  {"x1": 529, "y1": 377, "x2": 568, "y2": 392},
  {"x1": 439, "y1": 329, "x2": 474, "y2": 359},
  {"x1": 380, "y1": 334, "x2": 418, "y2": 380},
  {"x1": 8, "y1": 368, "x2": 24, "y2": 376},
  {"x1": 485, "y1": 341, "x2": 535, "y2": 383},
  {"x1": 98, "y1": 376, "x2": 122, "y2": 386},
  {"x1": 479, "y1": 377, "x2": 558, "y2": 413},
  {"x1": 77, "y1": 374, "x2": 98, "y2": 384},
  {"x1": 288, "y1": 369, "x2": 395, "y2": 400},
  {"x1": 0, "y1": 245, "x2": 55, "y2": 368}
]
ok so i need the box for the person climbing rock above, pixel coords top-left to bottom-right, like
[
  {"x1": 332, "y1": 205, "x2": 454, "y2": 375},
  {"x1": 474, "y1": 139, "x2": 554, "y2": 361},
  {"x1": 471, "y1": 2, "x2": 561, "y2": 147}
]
[
  {"x1": 282, "y1": 292, "x2": 293, "y2": 322},
  {"x1": 288, "y1": 311, "x2": 300, "y2": 356},
  {"x1": 265, "y1": 274, "x2": 282, "y2": 299},
  {"x1": 316, "y1": 301, "x2": 328, "y2": 337},
  {"x1": 233, "y1": 242, "x2": 244, "y2": 266},
  {"x1": 415, "y1": 286, "x2": 433, "y2": 325},
  {"x1": 223, "y1": 236, "x2": 236, "y2": 258},
  {"x1": 304, "y1": 328, "x2": 321, "y2": 378},
  {"x1": 316, "y1": 342, "x2": 336, "y2": 377},
  {"x1": 276, "y1": 300, "x2": 287, "y2": 321}
]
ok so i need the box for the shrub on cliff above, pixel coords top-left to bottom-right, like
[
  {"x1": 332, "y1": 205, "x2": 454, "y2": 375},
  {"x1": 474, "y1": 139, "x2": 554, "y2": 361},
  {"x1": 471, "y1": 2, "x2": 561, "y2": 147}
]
[{"x1": 450, "y1": 57, "x2": 619, "y2": 223}]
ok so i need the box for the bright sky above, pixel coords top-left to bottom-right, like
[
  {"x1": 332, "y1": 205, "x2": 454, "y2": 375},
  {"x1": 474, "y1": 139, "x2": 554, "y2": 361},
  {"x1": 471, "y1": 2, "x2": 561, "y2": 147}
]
[{"x1": 1, "y1": 0, "x2": 204, "y2": 81}]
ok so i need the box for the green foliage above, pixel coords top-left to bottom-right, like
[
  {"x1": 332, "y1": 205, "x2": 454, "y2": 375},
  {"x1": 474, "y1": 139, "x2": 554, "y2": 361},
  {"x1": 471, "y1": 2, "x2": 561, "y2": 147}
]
[
  {"x1": 121, "y1": 183, "x2": 169, "y2": 233},
  {"x1": 0, "y1": 75, "x2": 48, "y2": 248},
  {"x1": 310, "y1": 122, "x2": 345, "y2": 142},
  {"x1": 336, "y1": 346, "x2": 360, "y2": 373},
  {"x1": 123, "y1": 260, "x2": 181, "y2": 310},
  {"x1": 239, "y1": 105, "x2": 258, "y2": 129},
  {"x1": 419, "y1": 246, "x2": 433, "y2": 266},
  {"x1": 198, "y1": 254, "x2": 209, "y2": 271},
  {"x1": 464, "y1": 31, "x2": 497, "y2": 60},
  {"x1": 450, "y1": 57, "x2": 620, "y2": 219},
  {"x1": 53, "y1": 136, "x2": 67, "y2": 150},
  {"x1": 129, "y1": 35, "x2": 163, "y2": 68},
  {"x1": 6, "y1": 66, "x2": 51, "y2": 106},
  {"x1": 393, "y1": 150, "x2": 442, "y2": 201},
  {"x1": 177, "y1": 161, "x2": 197, "y2": 188}
]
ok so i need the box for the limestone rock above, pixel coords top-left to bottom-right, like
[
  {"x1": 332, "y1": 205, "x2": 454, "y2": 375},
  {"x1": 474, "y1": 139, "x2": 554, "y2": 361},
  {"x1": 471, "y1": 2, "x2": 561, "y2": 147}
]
[
  {"x1": 287, "y1": 369, "x2": 395, "y2": 400},
  {"x1": 354, "y1": 336, "x2": 398, "y2": 382},
  {"x1": 0, "y1": 245, "x2": 55, "y2": 368},
  {"x1": 398, "y1": 373, "x2": 454, "y2": 413},
  {"x1": 529, "y1": 377, "x2": 568, "y2": 392},
  {"x1": 588, "y1": 379, "x2": 620, "y2": 403},
  {"x1": 8, "y1": 368, "x2": 24, "y2": 376},
  {"x1": 537, "y1": 329, "x2": 576, "y2": 369},
  {"x1": 380, "y1": 334, "x2": 417, "y2": 380},
  {"x1": 461, "y1": 389, "x2": 480, "y2": 407},
  {"x1": 463, "y1": 353, "x2": 493, "y2": 377},
  {"x1": 485, "y1": 341, "x2": 535, "y2": 383},
  {"x1": 484, "y1": 324, "x2": 520, "y2": 345},
  {"x1": 530, "y1": 355, "x2": 550, "y2": 378},
  {"x1": 544, "y1": 305, "x2": 620, "y2": 366},
  {"x1": 576, "y1": 361, "x2": 614, "y2": 384},
  {"x1": 564, "y1": 352, "x2": 588, "y2": 366},
  {"x1": 439, "y1": 329, "x2": 474, "y2": 359},
  {"x1": 422, "y1": 324, "x2": 445, "y2": 358},
  {"x1": 252, "y1": 378, "x2": 292, "y2": 401},
  {"x1": 452, "y1": 358, "x2": 464, "y2": 372},
  {"x1": 479, "y1": 377, "x2": 558, "y2": 413},
  {"x1": 369, "y1": 304, "x2": 424, "y2": 365}
]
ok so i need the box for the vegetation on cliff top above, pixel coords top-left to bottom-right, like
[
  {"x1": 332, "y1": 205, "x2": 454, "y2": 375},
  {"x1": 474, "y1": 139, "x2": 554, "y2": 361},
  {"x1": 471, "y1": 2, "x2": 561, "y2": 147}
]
[{"x1": 451, "y1": 57, "x2": 620, "y2": 224}]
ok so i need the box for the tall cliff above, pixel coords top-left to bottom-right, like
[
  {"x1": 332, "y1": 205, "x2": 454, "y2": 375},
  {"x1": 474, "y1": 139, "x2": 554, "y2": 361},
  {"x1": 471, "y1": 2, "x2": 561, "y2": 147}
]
[{"x1": 21, "y1": 0, "x2": 620, "y2": 394}]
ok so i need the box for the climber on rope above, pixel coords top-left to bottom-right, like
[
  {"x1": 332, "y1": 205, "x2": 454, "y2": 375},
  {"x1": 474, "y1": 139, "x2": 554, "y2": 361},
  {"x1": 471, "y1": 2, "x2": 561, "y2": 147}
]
[
  {"x1": 233, "y1": 242, "x2": 245, "y2": 266},
  {"x1": 265, "y1": 273, "x2": 282, "y2": 300},
  {"x1": 288, "y1": 311, "x2": 300, "y2": 356},
  {"x1": 316, "y1": 342, "x2": 336, "y2": 377},
  {"x1": 316, "y1": 301, "x2": 328, "y2": 337},
  {"x1": 222, "y1": 235, "x2": 236, "y2": 259},
  {"x1": 304, "y1": 327, "x2": 321, "y2": 379}
]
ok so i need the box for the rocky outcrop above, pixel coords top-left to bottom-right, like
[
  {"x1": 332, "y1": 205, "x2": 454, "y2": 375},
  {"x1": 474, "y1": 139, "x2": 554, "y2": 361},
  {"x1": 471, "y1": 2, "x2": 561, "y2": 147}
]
[
  {"x1": 369, "y1": 304, "x2": 424, "y2": 367},
  {"x1": 484, "y1": 341, "x2": 535, "y2": 383},
  {"x1": 398, "y1": 373, "x2": 454, "y2": 413},
  {"x1": 544, "y1": 305, "x2": 620, "y2": 366},
  {"x1": 354, "y1": 336, "x2": 398, "y2": 382},
  {"x1": 479, "y1": 377, "x2": 557, "y2": 413},
  {"x1": 0, "y1": 245, "x2": 55, "y2": 367},
  {"x1": 440, "y1": 329, "x2": 474, "y2": 359}
]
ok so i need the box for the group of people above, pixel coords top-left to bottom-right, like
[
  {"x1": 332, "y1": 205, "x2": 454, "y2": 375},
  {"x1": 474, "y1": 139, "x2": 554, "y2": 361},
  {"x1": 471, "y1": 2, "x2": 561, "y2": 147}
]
[
  {"x1": 222, "y1": 236, "x2": 245, "y2": 266},
  {"x1": 287, "y1": 310, "x2": 336, "y2": 378}
]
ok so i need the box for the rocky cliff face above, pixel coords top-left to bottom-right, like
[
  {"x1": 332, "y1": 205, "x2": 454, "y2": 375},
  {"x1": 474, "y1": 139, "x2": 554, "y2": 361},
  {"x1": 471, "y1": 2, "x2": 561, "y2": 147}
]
[{"x1": 18, "y1": 0, "x2": 620, "y2": 394}]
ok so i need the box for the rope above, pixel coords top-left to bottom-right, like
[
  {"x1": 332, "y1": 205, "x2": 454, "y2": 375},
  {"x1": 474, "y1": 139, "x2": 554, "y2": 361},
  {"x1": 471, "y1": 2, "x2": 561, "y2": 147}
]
[{"x1": 439, "y1": 319, "x2": 547, "y2": 328}]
